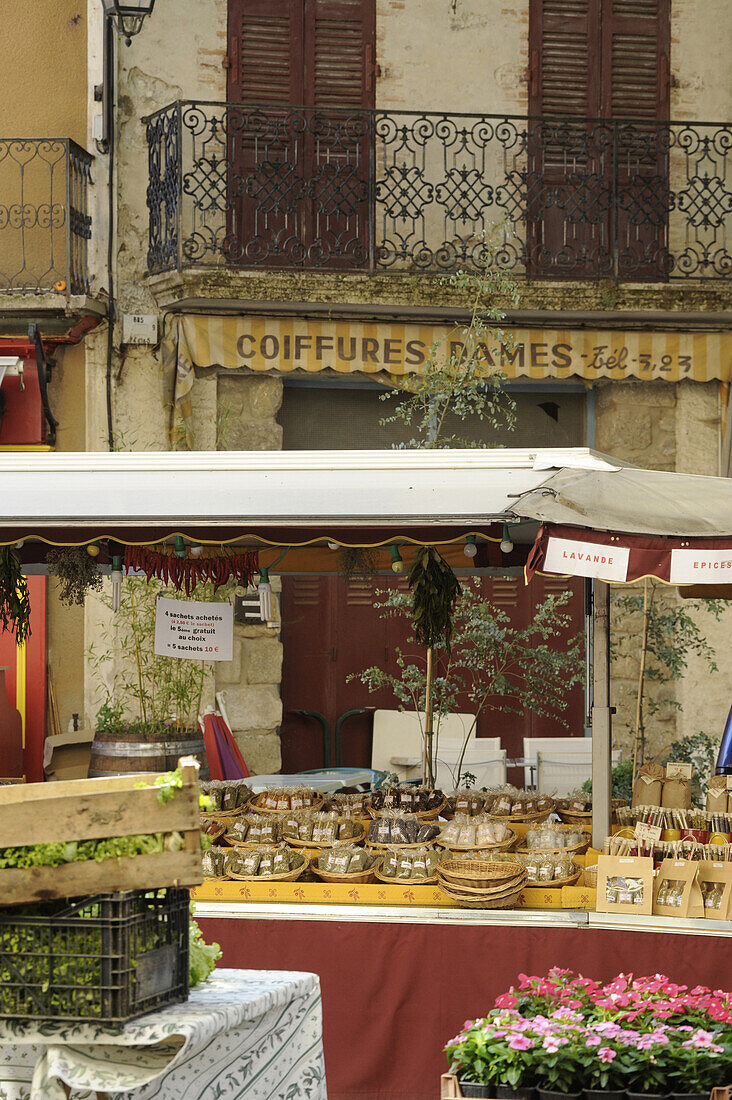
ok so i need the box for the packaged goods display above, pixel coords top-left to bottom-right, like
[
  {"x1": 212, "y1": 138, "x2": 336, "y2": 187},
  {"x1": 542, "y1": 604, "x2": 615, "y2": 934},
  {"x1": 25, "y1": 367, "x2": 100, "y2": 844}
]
[
  {"x1": 378, "y1": 846, "x2": 441, "y2": 881},
  {"x1": 484, "y1": 788, "x2": 555, "y2": 820},
  {"x1": 367, "y1": 813, "x2": 440, "y2": 846},
  {"x1": 316, "y1": 847, "x2": 379, "y2": 875},
  {"x1": 199, "y1": 779, "x2": 252, "y2": 813},
  {"x1": 368, "y1": 786, "x2": 445, "y2": 815},
  {"x1": 488, "y1": 850, "x2": 580, "y2": 885},
  {"x1": 521, "y1": 823, "x2": 588, "y2": 852},
  {"x1": 438, "y1": 814, "x2": 514, "y2": 850},
  {"x1": 444, "y1": 791, "x2": 485, "y2": 817},
  {"x1": 227, "y1": 844, "x2": 307, "y2": 879},
  {"x1": 596, "y1": 855, "x2": 654, "y2": 915},
  {"x1": 653, "y1": 858, "x2": 704, "y2": 918},
  {"x1": 605, "y1": 832, "x2": 732, "y2": 861},
  {"x1": 325, "y1": 792, "x2": 369, "y2": 818},
  {"x1": 202, "y1": 846, "x2": 230, "y2": 878},
  {"x1": 251, "y1": 787, "x2": 323, "y2": 813},
  {"x1": 282, "y1": 811, "x2": 364, "y2": 846},
  {"x1": 605, "y1": 875, "x2": 646, "y2": 905}
]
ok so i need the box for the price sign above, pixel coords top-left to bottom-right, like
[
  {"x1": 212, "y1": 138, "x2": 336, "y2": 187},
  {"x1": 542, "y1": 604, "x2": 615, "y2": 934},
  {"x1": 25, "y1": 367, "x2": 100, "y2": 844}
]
[
  {"x1": 154, "y1": 597, "x2": 233, "y2": 661},
  {"x1": 665, "y1": 761, "x2": 693, "y2": 779},
  {"x1": 634, "y1": 822, "x2": 662, "y2": 845}
]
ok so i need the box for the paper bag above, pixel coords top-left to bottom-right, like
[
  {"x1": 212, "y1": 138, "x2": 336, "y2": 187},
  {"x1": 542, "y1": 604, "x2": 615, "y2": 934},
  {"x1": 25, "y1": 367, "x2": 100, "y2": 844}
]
[
  {"x1": 706, "y1": 776, "x2": 728, "y2": 814},
  {"x1": 697, "y1": 860, "x2": 732, "y2": 921},
  {"x1": 632, "y1": 764, "x2": 664, "y2": 808},
  {"x1": 661, "y1": 776, "x2": 692, "y2": 810},
  {"x1": 596, "y1": 855, "x2": 654, "y2": 915},
  {"x1": 653, "y1": 858, "x2": 704, "y2": 918}
]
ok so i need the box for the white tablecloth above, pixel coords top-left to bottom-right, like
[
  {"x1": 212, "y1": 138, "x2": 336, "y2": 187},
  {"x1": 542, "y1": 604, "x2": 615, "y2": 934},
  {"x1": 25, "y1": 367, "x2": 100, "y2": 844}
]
[{"x1": 0, "y1": 969, "x2": 327, "y2": 1100}]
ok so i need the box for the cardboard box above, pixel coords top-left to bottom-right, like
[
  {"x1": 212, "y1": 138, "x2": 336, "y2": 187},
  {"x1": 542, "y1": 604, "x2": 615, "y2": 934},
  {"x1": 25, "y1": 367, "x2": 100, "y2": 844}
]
[
  {"x1": 596, "y1": 855, "x2": 654, "y2": 915},
  {"x1": 653, "y1": 858, "x2": 703, "y2": 918},
  {"x1": 43, "y1": 728, "x2": 94, "y2": 781}
]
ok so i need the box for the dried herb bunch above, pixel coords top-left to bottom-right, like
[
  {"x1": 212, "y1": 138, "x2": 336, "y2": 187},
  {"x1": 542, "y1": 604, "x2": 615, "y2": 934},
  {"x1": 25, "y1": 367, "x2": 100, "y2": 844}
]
[
  {"x1": 0, "y1": 547, "x2": 31, "y2": 643},
  {"x1": 338, "y1": 546, "x2": 378, "y2": 579},
  {"x1": 408, "y1": 545, "x2": 461, "y2": 652},
  {"x1": 47, "y1": 546, "x2": 102, "y2": 606}
]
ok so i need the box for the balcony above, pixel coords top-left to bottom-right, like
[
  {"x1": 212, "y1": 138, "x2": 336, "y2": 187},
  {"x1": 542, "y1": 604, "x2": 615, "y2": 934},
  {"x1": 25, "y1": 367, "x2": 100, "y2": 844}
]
[
  {"x1": 145, "y1": 102, "x2": 731, "y2": 282},
  {"x1": 0, "y1": 138, "x2": 93, "y2": 296}
]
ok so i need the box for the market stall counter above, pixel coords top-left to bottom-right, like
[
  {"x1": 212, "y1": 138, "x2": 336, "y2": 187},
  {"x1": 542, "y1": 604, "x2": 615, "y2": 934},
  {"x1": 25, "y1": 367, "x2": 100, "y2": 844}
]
[{"x1": 196, "y1": 902, "x2": 732, "y2": 1100}]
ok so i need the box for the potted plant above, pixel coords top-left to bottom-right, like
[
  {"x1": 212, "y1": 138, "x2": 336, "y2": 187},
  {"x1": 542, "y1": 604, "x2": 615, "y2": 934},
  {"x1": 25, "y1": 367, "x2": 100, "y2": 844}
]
[{"x1": 444, "y1": 1014, "x2": 539, "y2": 1099}]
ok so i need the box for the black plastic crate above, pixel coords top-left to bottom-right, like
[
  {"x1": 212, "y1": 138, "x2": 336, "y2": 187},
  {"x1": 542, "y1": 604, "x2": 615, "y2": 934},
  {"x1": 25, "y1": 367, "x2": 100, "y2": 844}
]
[{"x1": 0, "y1": 887, "x2": 190, "y2": 1024}]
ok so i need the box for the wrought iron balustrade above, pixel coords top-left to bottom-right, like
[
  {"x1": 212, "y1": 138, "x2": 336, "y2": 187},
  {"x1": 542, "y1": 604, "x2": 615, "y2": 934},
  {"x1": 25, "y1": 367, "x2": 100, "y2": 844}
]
[
  {"x1": 0, "y1": 138, "x2": 93, "y2": 295},
  {"x1": 145, "y1": 102, "x2": 731, "y2": 280}
]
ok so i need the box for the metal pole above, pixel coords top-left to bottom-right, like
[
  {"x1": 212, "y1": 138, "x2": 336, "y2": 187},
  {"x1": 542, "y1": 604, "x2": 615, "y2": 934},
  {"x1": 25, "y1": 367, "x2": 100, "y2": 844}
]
[
  {"x1": 591, "y1": 580, "x2": 612, "y2": 849},
  {"x1": 422, "y1": 646, "x2": 434, "y2": 785}
]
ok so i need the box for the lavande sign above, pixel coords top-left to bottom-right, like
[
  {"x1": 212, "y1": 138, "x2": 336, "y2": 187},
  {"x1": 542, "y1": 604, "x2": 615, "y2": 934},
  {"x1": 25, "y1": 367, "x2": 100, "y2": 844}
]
[
  {"x1": 154, "y1": 597, "x2": 233, "y2": 661},
  {"x1": 544, "y1": 537, "x2": 630, "y2": 582}
]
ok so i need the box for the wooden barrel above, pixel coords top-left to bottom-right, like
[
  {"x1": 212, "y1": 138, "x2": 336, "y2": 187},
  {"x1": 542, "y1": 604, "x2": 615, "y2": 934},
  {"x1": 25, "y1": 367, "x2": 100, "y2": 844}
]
[{"x1": 88, "y1": 727, "x2": 209, "y2": 780}]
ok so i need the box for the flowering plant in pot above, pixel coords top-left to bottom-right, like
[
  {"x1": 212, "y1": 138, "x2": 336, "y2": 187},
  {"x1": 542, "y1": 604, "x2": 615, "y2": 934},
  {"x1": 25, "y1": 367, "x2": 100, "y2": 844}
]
[{"x1": 444, "y1": 1013, "x2": 540, "y2": 1099}]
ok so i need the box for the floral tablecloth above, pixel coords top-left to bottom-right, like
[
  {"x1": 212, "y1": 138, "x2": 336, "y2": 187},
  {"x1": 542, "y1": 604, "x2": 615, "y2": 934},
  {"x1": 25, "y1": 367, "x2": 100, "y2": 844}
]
[{"x1": 0, "y1": 969, "x2": 326, "y2": 1100}]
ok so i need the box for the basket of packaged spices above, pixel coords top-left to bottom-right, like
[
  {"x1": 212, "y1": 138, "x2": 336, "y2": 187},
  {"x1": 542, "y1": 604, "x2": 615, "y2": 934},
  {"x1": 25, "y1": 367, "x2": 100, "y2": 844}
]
[
  {"x1": 249, "y1": 787, "x2": 325, "y2": 815},
  {"x1": 375, "y1": 846, "x2": 442, "y2": 884},
  {"x1": 367, "y1": 785, "x2": 447, "y2": 820},
  {"x1": 312, "y1": 847, "x2": 382, "y2": 883},
  {"x1": 365, "y1": 813, "x2": 441, "y2": 848},
  {"x1": 484, "y1": 789, "x2": 556, "y2": 823},
  {"x1": 437, "y1": 814, "x2": 517, "y2": 853},
  {"x1": 516, "y1": 822, "x2": 590, "y2": 856},
  {"x1": 199, "y1": 779, "x2": 253, "y2": 817},
  {"x1": 227, "y1": 844, "x2": 309, "y2": 881}
]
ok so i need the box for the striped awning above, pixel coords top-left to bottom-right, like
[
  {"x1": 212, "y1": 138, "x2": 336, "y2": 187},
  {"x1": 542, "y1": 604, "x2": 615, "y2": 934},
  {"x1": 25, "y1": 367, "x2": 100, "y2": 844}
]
[{"x1": 163, "y1": 314, "x2": 731, "y2": 444}]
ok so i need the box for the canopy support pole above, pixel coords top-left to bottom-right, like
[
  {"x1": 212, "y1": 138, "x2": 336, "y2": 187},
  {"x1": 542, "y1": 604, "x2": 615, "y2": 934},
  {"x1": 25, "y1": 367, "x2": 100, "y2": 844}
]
[{"x1": 591, "y1": 580, "x2": 612, "y2": 849}]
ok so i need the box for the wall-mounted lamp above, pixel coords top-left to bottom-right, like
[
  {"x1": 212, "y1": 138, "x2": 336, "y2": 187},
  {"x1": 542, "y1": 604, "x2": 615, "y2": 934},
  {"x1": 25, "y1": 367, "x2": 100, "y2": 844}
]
[
  {"x1": 390, "y1": 544, "x2": 405, "y2": 574},
  {"x1": 463, "y1": 536, "x2": 478, "y2": 558},
  {"x1": 500, "y1": 524, "x2": 514, "y2": 554},
  {"x1": 101, "y1": 0, "x2": 156, "y2": 44}
]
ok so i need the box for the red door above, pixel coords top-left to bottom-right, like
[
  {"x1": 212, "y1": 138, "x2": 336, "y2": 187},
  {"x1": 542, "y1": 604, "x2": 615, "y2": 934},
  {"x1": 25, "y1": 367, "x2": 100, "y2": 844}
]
[
  {"x1": 280, "y1": 573, "x2": 585, "y2": 774},
  {"x1": 226, "y1": 0, "x2": 375, "y2": 268}
]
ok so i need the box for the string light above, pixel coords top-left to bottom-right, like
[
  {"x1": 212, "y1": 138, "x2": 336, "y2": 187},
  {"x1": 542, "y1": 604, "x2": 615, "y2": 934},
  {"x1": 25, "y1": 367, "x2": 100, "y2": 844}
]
[
  {"x1": 390, "y1": 544, "x2": 405, "y2": 574},
  {"x1": 463, "y1": 536, "x2": 478, "y2": 558},
  {"x1": 500, "y1": 524, "x2": 514, "y2": 554}
]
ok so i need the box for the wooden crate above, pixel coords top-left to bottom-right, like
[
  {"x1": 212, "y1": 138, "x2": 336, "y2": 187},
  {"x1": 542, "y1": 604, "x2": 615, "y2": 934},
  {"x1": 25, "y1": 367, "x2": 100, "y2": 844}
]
[{"x1": 0, "y1": 758, "x2": 202, "y2": 905}]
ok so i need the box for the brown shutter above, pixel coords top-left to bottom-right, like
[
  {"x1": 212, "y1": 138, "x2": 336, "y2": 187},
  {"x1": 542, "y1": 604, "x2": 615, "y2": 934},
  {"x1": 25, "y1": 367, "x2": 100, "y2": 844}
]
[
  {"x1": 601, "y1": 0, "x2": 670, "y2": 120},
  {"x1": 305, "y1": 0, "x2": 376, "y2": 109},
  {"x1": 529, "y1": 0, "x2": 602, "y2": 118},
  {"x1": 227, "y1": 0, "x2": 304, "y2": 105}
]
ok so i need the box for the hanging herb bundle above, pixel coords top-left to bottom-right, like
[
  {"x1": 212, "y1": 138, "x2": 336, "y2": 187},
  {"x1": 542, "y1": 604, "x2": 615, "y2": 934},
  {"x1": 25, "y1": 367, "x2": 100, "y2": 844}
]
[
  {"x1": 407, "y1": 545, "x2": 461, "y2": 653},
  {"x1": 337, "y1": 546, "x2": 378, "y2": 579},
  {"x1": 47, "y1": 546, "x2": 103, "y2": 606},
  {"x1": 0, "y1": 547, "x2": 31, "y2": 644}
]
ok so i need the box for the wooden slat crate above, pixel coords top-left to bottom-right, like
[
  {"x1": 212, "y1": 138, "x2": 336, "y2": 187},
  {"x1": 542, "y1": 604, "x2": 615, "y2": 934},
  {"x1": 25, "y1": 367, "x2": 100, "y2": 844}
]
[{"x1": 0, "y1": 757, "x2": 202, "y2": 905}]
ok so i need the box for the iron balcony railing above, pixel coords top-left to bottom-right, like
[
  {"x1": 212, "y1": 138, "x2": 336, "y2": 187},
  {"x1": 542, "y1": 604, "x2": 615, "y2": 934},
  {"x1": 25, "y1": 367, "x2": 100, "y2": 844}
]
[
  {"x1": 0, "y1": 138, "x2": 93, "y2": 295},
  {"x1": 145, "y1": 102, "x2": 731, "y2": 280}
]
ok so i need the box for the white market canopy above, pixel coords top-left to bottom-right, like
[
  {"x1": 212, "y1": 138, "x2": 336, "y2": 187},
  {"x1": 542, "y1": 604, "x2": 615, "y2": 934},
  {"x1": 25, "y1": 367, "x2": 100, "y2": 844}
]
[{"x1": 0, "y1": 446, "x2": 730, "y2": 537}]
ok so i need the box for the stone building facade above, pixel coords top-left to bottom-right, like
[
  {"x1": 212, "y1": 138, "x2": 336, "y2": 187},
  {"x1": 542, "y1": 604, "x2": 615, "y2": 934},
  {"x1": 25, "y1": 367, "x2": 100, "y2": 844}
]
[{"x1": 0, "y1": 1, "x2": 730, "y2": 773}]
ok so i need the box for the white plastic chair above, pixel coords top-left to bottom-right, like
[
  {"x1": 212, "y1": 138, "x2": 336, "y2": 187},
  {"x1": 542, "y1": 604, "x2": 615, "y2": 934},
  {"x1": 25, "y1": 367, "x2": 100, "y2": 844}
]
[
  {"x1": 523, "y1": 737, "x2": 593, "y2": 788},
  {"x1": 536, "y1": 750, "x2": 622, "y2": 797},
  {"x1": 435, "y1": 748, "x2": 507, "y2": 791}
]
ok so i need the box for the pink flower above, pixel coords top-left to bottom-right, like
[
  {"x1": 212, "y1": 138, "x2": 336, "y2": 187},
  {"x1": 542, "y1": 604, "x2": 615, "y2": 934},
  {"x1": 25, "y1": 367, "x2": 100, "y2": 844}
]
[
  {"x1": 508, "y1": 1034, "x2": 535, "y2": 1050},
  {"x1": 598, "y1": 1048, "x2": 616, "y2": 1064},
  {"x1": 586, "y1": 1035, "x2": 602, "y2": 1048},
  {"x1": 684, "y1": 1029, "x2": 717, "y2": 1049},
  {"x1": 543, "y1": 1038, "x2": 561, "y2": 1053}
]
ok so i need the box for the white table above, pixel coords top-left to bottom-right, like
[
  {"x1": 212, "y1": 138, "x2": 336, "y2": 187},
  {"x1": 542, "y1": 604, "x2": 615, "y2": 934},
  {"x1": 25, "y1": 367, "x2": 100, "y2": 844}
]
[{"x1": 0, "y1": 968, "x2": 327, "y2": 1100}]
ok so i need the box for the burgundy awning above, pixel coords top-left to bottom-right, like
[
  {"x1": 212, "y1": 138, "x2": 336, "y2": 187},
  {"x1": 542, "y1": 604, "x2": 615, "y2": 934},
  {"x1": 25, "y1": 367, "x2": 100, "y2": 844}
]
[{"x1": 526, "y1": 523, "x2": 732, "y2": 585}]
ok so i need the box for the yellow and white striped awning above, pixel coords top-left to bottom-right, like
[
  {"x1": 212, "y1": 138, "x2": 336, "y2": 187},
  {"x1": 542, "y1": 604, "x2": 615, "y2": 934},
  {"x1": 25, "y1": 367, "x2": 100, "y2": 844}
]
[{"x1": 163, "y1": 314, "x2": 730, "y2": 443}]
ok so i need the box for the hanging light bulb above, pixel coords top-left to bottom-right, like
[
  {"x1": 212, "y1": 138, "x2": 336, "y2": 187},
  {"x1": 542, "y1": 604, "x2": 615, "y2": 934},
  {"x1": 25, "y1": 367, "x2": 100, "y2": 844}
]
[
  {"x1": 14, "y1": 540, "x2": 24, "y2": 550},
  {"x1": 189, "y1": 541, "x2": 203, "y2": 558},
  {"x1": 86, "y1": 541, "x2": 100, "y2": 557},
  {"x1": 463, "y1": 535, "x2": 478, "y2": 558},
  {"x1": 327, "y1": 540, "x2": 339, "y2": 551},
  {"x1": 390, "y1": 544, "x2": 405, "y2": 574},
  {"x1": 258, "y1": 568, "x2": 273, "y2": 621},
  {"x1": 111, "y1": 554, "x2": 123, "y2": 611},
  {"x1": 174, "y1": 535, "x2": 187, "y2": 558},
  {"x1": 500, "y1": 524, "x2": 514, "y2": 554}
]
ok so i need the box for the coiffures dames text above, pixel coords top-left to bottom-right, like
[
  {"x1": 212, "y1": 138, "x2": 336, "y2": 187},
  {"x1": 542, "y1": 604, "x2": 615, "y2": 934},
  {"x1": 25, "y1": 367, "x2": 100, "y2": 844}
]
[{"x1": 235, "y1": 333, "x2": 576, "y2": 369}]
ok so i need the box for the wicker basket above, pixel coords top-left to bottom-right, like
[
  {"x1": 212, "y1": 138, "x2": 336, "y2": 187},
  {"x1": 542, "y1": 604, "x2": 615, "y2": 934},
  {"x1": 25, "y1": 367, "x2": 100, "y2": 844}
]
[
  {"x1": 487, "y1": 799, "x2": 556, "y2": 824},
  {"x1": 249, "y1": 792, "x2": 325, "y2": 815},
  {"x1": 312, "y1": 856, "x2": 382, "y2": 884},
  {"x1": 200, "y1": 820, "x2": 227, "y2": 844},
  {"x1": 365, "y1": 838, "x2": 437, "y2": 851},
  {"x1": 438, "y1": 859, "x2": 525, "y2": 890},
  {"x1": 583, "y1": 863, "x2": 598, "y2": 888},
  {"x1": 436, "y1": 827, "x2": 518, "y2": 854},
  {"x1": 527, "y1": 865, "x2": 583, "y2": 888},
  {"x1": 228, "y1": 852, "x2": 309, "y2": 882},
  {"x1": 516, "y1": 838, "x2": 589, "y2": 857},
  {"x1": 439, "y1": 883, "x2": 526, "y2": 909},
  {"x1": 374, "y1": 867, "x2": 438, "y2": 886},
  {"x1": 287, "y1": 822, "x2": 366, "y2": 849}
]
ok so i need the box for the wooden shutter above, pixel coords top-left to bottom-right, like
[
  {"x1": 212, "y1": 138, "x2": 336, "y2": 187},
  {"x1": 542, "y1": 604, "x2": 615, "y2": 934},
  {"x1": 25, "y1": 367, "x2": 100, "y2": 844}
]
[
  {"x1": 305, "y1": 0, "x2": 375, "y2": 109},
  {"x1": 601, "y1": 0, "x2": 670, "y2": 119},
  {"x1": 529, "y1": 0, "x2": 601, "y2": 118},
  {"x1": 227, "y1": 0, "x2": 304, "y2": 105}
]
